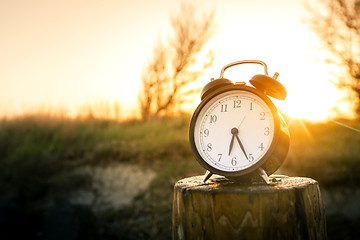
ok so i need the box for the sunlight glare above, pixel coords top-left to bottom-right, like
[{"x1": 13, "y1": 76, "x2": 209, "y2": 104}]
[{"x1": 201, "y1": 11, "x2": 353, "y2": 122}]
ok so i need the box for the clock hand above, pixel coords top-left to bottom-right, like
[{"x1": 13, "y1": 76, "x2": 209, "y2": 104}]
[
  {"x1": 229, "y1": 127, "x2": 248, "y2": 160},
  {"x1": 229, "y1": 128, "x2": 239, "y2": 155},
  {"x1": 228, "y1": 134, "x2": 235, "y2": 155},
  {"x1": 235, "y1": 134, "x2": 249, "y2": 160}
]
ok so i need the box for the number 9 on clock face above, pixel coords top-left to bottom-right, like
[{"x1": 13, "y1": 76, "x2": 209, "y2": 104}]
[{"x1": 190, "y1": 88, "x2": 277, "y2": 176}]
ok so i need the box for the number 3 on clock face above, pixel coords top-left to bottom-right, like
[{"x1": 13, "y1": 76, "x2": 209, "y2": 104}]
[{"x1": 191, "y1": 89, "x2": 276, "y2": 176}]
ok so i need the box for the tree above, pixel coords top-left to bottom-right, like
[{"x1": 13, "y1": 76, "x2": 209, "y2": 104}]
[
  {"x1": 306, "y1": 0, "x2": 360, "y2": 113},
  {"x1": 138, "y1": 2, "x2": 215, "y2": 120}
]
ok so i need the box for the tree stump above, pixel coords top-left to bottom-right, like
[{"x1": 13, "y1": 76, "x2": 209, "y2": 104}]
[{"x1": 172, "y1": 175, "x2": 326, "y2": 240}]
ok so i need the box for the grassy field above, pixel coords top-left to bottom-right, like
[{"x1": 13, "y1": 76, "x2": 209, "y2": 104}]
[
  {"x1": 0, "y1": 114, "x2": 359, "y2": 239},
  {"x1": 283, "y1": 117, "x2": 360, "y2": 186}
]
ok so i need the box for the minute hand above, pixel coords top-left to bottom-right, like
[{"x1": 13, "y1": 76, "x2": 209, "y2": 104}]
[{"x1": 235, "y1": 135, "x2": 248, "y2": 160}]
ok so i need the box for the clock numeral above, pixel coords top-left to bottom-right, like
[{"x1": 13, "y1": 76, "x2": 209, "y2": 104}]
[
  {"x1": 217, "y1": 154, "x2": 222, "y2": 162},
  {"x1": 233, "y1": 100, "x2": 241, "y2": 108},
  {"x1": 248, "y1": 154, "x2": 254, "y2": 162},
  {"x1": 203, "y1": 129, "x2": 209, "y2": 137},
  {"x1": 260, "y1": 112, "x2": 265, "y2": 120},
  {"x1": 207, "y1": 143, "x2": 212, "y2": 152},
  {"x1": 221, "y1": 104, "x2": 228, "y2": 112},
  {"x1": 250, "y1": 102, "x2": 253, "y2": 110},
  {"x1": 210, "y1": 115, "x2": 217, "y2": 123},
  {"x1": 231, "y1": 157, "x2": 237, "y2": 166},
  {"x1": 258, "y1": 143, "x2": 264, "y2": 151},
  {"x1": 264, "y1": 127, "x2": 270, "y2": 136}
]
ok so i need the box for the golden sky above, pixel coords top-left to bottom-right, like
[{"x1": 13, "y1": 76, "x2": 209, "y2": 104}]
[{"x1": 0, "y1": 0, "x2": 353, "y2": 120}]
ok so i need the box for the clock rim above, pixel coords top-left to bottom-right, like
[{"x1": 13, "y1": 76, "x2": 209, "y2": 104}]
[{"x1": 189, "y1": 84, "x2": 282, "y2": 177}]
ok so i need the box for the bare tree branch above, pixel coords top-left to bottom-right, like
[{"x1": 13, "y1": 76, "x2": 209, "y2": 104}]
[
  {"x1": 306, "y1": 0, "x2": 360, "y2": 113},
  {"x1": 138, "y1": 2, "x2": 215, "y2": 120}
]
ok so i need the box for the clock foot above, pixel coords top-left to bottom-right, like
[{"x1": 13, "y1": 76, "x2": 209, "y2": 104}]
[
  {"x1": 258, "y1": 168, "x2": 270, "y2": 184},
  {"x1": 203, "y1": 170, "x2": 213, "y2": 182}
]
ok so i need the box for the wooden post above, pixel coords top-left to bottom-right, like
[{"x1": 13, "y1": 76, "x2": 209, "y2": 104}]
[{"x1": 172, "y1": 175, "x2": 327, "y2": 240}]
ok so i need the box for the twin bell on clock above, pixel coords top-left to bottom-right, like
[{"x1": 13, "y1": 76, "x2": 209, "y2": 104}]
[{"x1": 189, "y1": 60, "x2": 290, "y2": 184}]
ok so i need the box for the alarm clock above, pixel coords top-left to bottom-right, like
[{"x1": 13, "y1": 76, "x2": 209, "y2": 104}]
[{"x1": 189, "y1": 60, "x2": 290, "y2": 183}]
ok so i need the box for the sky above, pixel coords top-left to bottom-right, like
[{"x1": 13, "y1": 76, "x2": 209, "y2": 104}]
[{"x1": 0, "y1": 0, "x2": 354, "y2": 120}]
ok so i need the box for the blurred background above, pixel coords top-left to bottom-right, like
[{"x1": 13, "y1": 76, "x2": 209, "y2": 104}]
[{"x1": 0, "y1": 0, "x2": 359, "y2": 239}]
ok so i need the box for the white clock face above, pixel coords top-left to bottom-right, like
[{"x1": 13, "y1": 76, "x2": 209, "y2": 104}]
[{"x1": 193, "y1": 90, "x2": 275, "y2": 173}]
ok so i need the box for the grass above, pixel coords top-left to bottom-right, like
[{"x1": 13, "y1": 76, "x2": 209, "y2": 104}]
[
  {"x1": 283, "y1": 118, "x2": 360, "y2": 186},
  {"x1": 0, "y1": 115, "x2": 199, "y2": 195},
  {"x1": 0, "y1": 114, "x2": 359, "y2": 239}
]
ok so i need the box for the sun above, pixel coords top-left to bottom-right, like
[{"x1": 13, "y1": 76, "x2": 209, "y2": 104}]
[
  {"x1": 272, "y1": 59, "x2": 357, "y2": 122},
  {"x1": 273, "y1": 67, "x2": 340, "y2": 122}
]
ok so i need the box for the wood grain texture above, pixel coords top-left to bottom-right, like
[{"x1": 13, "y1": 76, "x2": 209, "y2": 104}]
[{"x1": 172, "y1": 175, "x2": 327, "y2": 240}]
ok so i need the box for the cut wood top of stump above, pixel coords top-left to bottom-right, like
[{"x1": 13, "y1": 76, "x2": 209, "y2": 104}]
[{"x1": 175, "y1": 175, "x2": 318, "y2": 194}]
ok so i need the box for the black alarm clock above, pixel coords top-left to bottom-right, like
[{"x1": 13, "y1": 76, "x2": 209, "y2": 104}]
[{"x1": 189, "y1": 60, "x2": 290, "y2": 183}]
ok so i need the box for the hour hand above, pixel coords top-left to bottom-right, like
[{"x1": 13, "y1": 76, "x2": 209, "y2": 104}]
[{"x1": 228, "y1": 135, "x2": 235, "y2": 155}]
